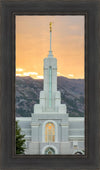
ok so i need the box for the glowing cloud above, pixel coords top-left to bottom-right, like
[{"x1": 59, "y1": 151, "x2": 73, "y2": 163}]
[
  {"x1": 23, "y1": 72, "x2": 38, "y2": 76},
  {"x1": 57, "y1": 72, "x2": 61, "y2": 76},
  {"x1": 16, "y1": 73, "x2": 22, "y2": 76},
  {"x1": 57, "y1": 72, "x2": 66, "y2": 77},
  {"x1": 37, "y1": 75, "x2": 44, "y2": 79},
  {"x1": 16, "y1": 68, "x2": 23, "y2": 72},
  {"x1": 68, "y1": 74, "x2": 74, "y2": 77}
]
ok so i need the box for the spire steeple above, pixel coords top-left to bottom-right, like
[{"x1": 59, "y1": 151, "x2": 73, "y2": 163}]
[{"x1": 48, "y1": 22, "x2": 53, "y2": 58}]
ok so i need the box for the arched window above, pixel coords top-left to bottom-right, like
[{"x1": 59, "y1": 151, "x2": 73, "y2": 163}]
[
  {"x1": 45, "y1": 147, "x2": 55, "y2": 155},
  {"x1": 45, "y1": 123, "x2": 55, "y2": 142},
  {"x1": 74, "y1": 151, "x2": 84, "y2": 155}
]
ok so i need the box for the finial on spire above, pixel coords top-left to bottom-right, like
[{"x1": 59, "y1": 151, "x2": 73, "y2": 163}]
[
  {"x1": 49, "y1": 22, "x2": 52, "y2": 32},
  {"x1": 48, "y1": 22, "x2": 53, "y2": 57}
]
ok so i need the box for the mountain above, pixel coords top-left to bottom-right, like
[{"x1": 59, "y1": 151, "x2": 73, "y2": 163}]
[{"x1": 16, "y1": 76, "x2": 84, "y2": 117}]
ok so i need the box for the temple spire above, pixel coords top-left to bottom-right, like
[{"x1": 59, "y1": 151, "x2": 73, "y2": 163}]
[
  {"x1": 48, "y1": 22, "x2": 53, "y2": 58},
  {"x1": 49, "y1": 22, "x2": 52, "y2": 51}
]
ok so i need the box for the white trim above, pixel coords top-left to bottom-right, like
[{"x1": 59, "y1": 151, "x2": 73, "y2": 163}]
[
  {"x1": 68, "y1": 117, "x2": 84, "y2": 121},
  {"x1": 69, "y1": 129, "x2": 84, "y2": 131},
  {"x1": 42, "y1": 120, "x2": 58, "y2": 142},
  {"x1": 31, "y1": 124, "x2": 40, "y2": 126},
  {"x1": 41, "y1": 145, "x2": 58, "y2": 154},
  {"x1": 21, "y1": 128, "x2": 31, "y2": 130},
  {"x1": 16, "y1": 117, "x2": 31, "y2": 121},
  {"x1": 69, "y1": 135, "x2": 84, "y2": 138},
  {"x1": 60, "y1": 124, "x2": 68, "y2": 126}
]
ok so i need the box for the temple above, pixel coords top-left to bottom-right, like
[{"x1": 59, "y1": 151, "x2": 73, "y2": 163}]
[{"x1": 16, "y1": 23, "x2": 84, "y2": 155}]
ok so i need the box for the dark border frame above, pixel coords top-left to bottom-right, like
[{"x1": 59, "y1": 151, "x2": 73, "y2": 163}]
[{"x1": 0, "y1": 0, "x2": 100, "y2": 170}]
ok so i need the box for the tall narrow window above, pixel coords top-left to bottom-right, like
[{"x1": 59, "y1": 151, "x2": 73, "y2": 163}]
[
  {"x1": 45, "y1": 123, "x2": 55, "y2": 142},
  {"x1": 49, "y1": 66, "x2": 52, "y2": 108}
]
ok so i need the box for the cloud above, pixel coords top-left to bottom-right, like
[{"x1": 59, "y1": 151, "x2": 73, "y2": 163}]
[
  {"x1": 68, "y1": 74, "x2": 74, "y2": 77},
  {"x1": 16, "y1": 73, "x2": 22, "y2": 76},
  {"x1": 57, "y1": 72, "x2": 61, "y2": 76},
  {"x1": 23, "y1": 72, "x2": 38, "y2": 76},
  {"x1": 57, "y1": 72, "x2": 65, "y2": 77},
  {"x1": 16, "y1": 71, "x2": 43, "y2": 79},
  {"x1": 16, "y1": 68, "x2": 23, "y2": 72},
  {"x1": 37, "y1": 75, "x2": 44, "y2": 79}
]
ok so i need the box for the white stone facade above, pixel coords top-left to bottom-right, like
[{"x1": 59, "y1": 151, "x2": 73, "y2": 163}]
[
  {"x1": 16, "y1": 117, "x2": 84, "y2": 154},
  {"x1": 16, "y1": 23, "x2": 85, "y2": 155}
]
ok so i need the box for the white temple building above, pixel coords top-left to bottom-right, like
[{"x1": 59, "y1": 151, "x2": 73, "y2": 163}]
[{"x1": 16, "y1": 23, "x2": 85, "y2": 155}]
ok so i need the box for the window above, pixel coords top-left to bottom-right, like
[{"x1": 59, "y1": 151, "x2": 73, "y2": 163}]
[
  {"x1": 49, "y1": 66, "x2": 52, "y2": 108},
  {"x1": 45, "y1": 147, "x2": 55, "y2": 155},
  {"x1": 45, "y1": 123, "x2": 55, "y2": 142},
  {"x1": 74, "y1": 151, "x2": 83, "y2": 155}
]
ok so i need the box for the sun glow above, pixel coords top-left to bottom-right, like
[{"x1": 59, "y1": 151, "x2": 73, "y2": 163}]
[{"x1": 16, "y1": 16, "x2": 84, "y2": 80}]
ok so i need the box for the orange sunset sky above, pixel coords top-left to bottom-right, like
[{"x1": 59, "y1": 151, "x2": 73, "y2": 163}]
[{"x1": 16, "y1": 15, "x2": 84, "y2": 79}]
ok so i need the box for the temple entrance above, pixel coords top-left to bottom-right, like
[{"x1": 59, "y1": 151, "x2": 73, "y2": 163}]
[{"x1": 45, "y1": 147, "x2": 55, "y2": 155}]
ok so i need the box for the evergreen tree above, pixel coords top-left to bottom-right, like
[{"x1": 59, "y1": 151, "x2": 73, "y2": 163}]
[{"x1": 16, "y1": 121, "x2": 26, "y2": 154}]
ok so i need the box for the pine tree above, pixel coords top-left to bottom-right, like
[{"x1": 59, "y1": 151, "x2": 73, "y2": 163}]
[{"x1": 16, "y1": 121, "x2": 26, "y2": 154}]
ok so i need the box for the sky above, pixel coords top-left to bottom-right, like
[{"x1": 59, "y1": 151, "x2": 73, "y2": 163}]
[{"x1": 16, "y1": 15, "x2": 84, "y2": 79}]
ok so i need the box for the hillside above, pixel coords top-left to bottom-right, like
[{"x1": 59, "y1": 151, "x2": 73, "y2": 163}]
[{"x1": 16, "y1": 76, "x2": 84, "y2": 117}]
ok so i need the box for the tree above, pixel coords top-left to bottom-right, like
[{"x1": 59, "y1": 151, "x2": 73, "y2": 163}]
[{"x1": 16, "y1": 121, "x2": 26, "y2": 154}]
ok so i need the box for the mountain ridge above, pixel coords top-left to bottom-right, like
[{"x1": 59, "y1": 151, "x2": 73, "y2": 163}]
[{"x1": 16, "y1": 76, "x2": 84, "y2": 117}]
